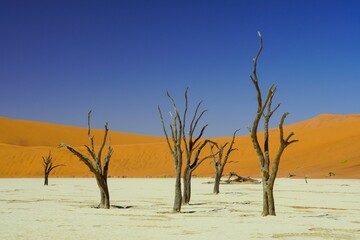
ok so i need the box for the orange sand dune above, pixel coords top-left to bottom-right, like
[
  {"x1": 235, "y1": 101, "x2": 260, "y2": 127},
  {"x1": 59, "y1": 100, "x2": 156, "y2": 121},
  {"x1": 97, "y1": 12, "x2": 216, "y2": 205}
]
[
  {"x1": 0, "y1": 114, "x2": 359, "y2": 179},
  {"x1": 0, "y1": 117, "x2": 164, "y2": 147}
]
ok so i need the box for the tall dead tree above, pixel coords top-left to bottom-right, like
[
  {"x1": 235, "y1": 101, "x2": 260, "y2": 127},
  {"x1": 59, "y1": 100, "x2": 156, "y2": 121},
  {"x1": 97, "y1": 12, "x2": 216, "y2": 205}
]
[
  {"x1": 158, "y1": 88, "x2": 210, "y2": 210},
  {"x1": 42, "y1": 151, "x2": 64, "y2": 185},
  {"x1": 59, "y1": 111, "x2": 113, "y2": 209},
  {"x1": 209, "y1": 129, "x2": 239, "y2": 194},
  {"x1": 158, "y1": 91, "x2": 184, "y2": 212},
  {"x1": 249, "y1": 32, "x2": 298, "y2": 216}
]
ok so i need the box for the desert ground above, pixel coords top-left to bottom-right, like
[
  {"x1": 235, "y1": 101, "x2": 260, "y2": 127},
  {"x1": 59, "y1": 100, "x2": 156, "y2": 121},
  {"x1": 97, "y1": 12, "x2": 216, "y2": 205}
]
[{"x1": 0, "y1": 178, "x2": 359, "y2": 240}]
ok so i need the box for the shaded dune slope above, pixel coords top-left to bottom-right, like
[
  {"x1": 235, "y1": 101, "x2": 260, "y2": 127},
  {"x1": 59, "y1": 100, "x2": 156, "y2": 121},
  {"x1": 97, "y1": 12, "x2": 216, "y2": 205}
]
[{"x1": 0, "y1": 114, "x2": 359, "y2": 178}]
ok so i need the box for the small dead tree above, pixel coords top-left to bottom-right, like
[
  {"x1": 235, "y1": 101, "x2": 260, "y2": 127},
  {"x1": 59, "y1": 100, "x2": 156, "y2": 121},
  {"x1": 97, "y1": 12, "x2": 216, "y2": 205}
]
[
  {"x1": 209, "y1": 129, "x2": 239, "y2": 194},
  {"x1": 249, "y1": 32, "x2": 298, "y2": 216},
  {"x1": 158, "y1": 88, "x2": 211, "y2": 210},
  {"x1": 59, "y1": 111, "x2": 113, "y2": 209},
  {"x1": 42, "y1": 151, "x2": 64, "y2": 185}
]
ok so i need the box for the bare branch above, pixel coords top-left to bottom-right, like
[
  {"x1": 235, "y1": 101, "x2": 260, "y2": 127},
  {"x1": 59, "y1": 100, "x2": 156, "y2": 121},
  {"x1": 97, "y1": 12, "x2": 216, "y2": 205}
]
[
  {"x1": 225, "y1": 129, "x2": 240, "y2": 157},
  {"x1": 192, "y1": 123, "x2": 208, "y2": 147},
  {"x1": 84, "y1": 145, "x2": 97, "y2": 161},
  {"x1": 182, "y1": 88, "x2": 190, "y2": 158},
  {"x1": 158, "y1": 106, "x2": 174, "y2": 154},
  {"x1": 190, "y1": 140, "x2": 210, "y2": 170},
  {"x1": 49, "y1": 164, "x2": 65, "y2": 172},
  {"x1": 87, "y1": 111, "x2": 95, "y2": 154},
  {"x1": 166, "y1": 91, "x2": 183, "y2": 132},
  {"x1": 189, "y1": 101, "x2": 204, "y2": 134},
  {"x1": 279, "y1": 113, "x2": 299, "y2": 146},
  {"x1": 59, "y1": 143, "x2": 97, "y2": 175},
  {"x1": 103, "y1": 138, "x2": 113, "y2": 178},
  {"x1": 251, "y1": 31, "x2": 264, "y2": 112},
  {"x1": 98, "y1": 122, "x2": 109, "y2": 167},
  {"x1": 279, "y1": 112, "x2": 289, "y2": 144}
]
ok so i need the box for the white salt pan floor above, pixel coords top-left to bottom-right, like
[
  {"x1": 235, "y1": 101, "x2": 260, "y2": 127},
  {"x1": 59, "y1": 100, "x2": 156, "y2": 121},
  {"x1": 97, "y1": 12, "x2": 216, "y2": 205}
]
[{"x1": 0, "y1": 178, "x2": 359, "y2": 239}]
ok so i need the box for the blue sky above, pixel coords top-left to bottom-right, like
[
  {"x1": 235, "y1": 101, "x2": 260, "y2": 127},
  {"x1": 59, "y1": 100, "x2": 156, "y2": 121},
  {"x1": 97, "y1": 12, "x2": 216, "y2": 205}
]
[{"x1": 1, "y1": 0, "x2": 359, "y2": 137}]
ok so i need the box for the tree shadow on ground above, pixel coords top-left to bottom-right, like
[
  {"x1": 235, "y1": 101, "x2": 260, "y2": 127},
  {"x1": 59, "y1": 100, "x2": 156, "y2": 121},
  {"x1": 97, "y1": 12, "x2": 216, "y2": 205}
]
[
  {"x1": 111, "y1": 205, "x2": 133, "y2": 209},
  {"x1": 91, "y1": 205, "x2": 133, "y2": 209},
  {"x1": 188, "y1": 202, "x2": 206, "y2": 206}
]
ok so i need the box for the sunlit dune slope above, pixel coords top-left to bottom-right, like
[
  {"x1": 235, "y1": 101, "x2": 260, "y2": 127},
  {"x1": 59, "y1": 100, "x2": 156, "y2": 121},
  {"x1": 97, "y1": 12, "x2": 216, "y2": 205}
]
[
  {"x1": 0, "y1": 117, "x2": 164, "y2": 146},
  {"x1": 276, "y1": 114, "x2": 360, "y2": 178},
  {"x1": 0, "y1": 114, "x2": 359, "y2": 178}
]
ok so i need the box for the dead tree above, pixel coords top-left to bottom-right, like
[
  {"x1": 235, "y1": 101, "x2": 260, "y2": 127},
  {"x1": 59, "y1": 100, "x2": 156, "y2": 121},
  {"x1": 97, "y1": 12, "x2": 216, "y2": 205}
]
[
  {"x1": 182, "y1": 137, "x2": 212, "y2": 204},
  {"x1": 158, "y1": 92, "x2": 184, "y2": 212},
  {"x1": 226, "y1": 172, "x2": 260, "y2": 184},
  {"x1": 249, "y1": 32, "x2": 298, "y2": 216},
  {"x1": 42, "y1": 151, "x2": 64, "y2": 185},
  {"x1": 209, "y1": 129, "x2": 239, "y2": 194},
  {"x1": 158, "y1": 88, "x2": 211, "y2": 210},
  {"x1": 59, "y1": 111, "x2": 113, "y2": 209},
  {"x1": 182, "y1": 91, "x2": 212, "y2": 205}
]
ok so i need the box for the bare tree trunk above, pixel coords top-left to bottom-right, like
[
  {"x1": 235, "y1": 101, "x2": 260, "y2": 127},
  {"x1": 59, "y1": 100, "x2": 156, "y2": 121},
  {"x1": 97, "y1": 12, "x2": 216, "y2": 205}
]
[
  {"x1": 44, "y1": 171, "x2": 49, "y2": 186},
  {"x1": 261, "y1": 177, "x2": 276, "y2": 216},
  {"x1": 183, "y1": 167, "x2": 192, "y2": 204},
  {"x1": 213, "y1": 170, "x2": 221, "y2": 194},
  {"x1": 213, "y1": 163, "x2": 226, "y2": 194},
  {"x1": 173, "y1": 145, "x2": 183, "y2": 212},
  {"x1": 267, "y1": 185, "x2": 275, "y2": 215},
  {"x1": 96, "y1": 176, "x2": 110, "y2": 209},
  {"x1": 173, "y1": 167, "x2": 182, "y2": 212}
]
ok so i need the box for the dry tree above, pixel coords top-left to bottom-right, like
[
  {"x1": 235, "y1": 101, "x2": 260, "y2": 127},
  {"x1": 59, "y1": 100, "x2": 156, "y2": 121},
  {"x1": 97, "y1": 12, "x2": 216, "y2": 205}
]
[
  {"x1": 59, "y1": 111, "x2": 113, "y2": 209},
  {"x1": 209, "y1": 129, "x2": 239, "y2": 194},
  {"x1": 249, "y1": 32, "x2": 298, "y2": 216},
  {"x1": 158, "y1": 88, "x2": 211, "y2": 211},
  {"x1": 42, "y1": 151, "x2": 64, "y2": 185},
  {"x1": 158, "y1": 92, "x2": 183, "y2": 212},
  {"x1": 181, "y1": 89, "x2": 212, "y2": 205}
]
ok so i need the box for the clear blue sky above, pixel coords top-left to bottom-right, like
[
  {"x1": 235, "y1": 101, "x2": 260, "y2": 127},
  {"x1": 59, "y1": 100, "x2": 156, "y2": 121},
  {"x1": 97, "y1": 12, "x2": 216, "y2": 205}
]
[{"x1": 1, "y1": 0, "x2": 359, "y2": 137}]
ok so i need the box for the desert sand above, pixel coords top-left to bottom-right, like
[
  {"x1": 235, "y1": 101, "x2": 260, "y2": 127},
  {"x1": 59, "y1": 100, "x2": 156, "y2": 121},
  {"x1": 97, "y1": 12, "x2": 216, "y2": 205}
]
[
  {"x1": 0, "y1": 178, "x2": 359, "y2": 239},
  {"x1": 0, "y1": 114, "x2": 359, "y2": 179}
]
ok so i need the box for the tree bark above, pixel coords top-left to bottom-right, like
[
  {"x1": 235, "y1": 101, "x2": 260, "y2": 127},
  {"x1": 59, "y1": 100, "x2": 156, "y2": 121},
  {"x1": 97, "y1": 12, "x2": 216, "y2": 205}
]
[
  {"x1": 44, "y1": 172, "x2": 49, "y2": 186},
  {"x1": 213, "y1": 171, "x2": 221, "y2": 194},
  {"x1": 173, "y1": 167, "x2": 182, "y2": 212},
  {"x1": 262, "y1": 178, "x2": 276, "y2": 216},
  {"x1": 183, "y1": 167, "x2": 192, "y2": 204},
  {"x1": 96, "y1": 175, "x2": 110, "y2": 209}
]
